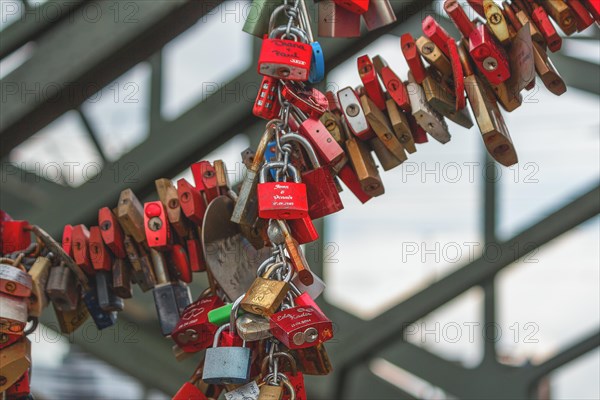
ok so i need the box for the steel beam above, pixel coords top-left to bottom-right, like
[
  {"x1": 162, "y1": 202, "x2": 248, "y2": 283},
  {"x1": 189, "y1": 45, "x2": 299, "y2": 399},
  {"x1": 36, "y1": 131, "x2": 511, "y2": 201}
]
[{"x1": 0, "y1": 0, "x2": 226, "y2": 158}]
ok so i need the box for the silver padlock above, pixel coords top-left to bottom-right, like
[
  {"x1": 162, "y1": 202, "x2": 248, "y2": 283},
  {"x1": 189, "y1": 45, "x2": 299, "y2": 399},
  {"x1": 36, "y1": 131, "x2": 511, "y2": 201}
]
[
  {"x1": 363, "y1": 0, "x2": 396, "y2": 31},
  {"x1": 202, "y1": 323, "x2": 252, "y2": 385},
  {"x1": 224, "y1": 380, "x2": 261, "y2": 400},
  {"x1": 236, "y1": 313, "x2": 273, "y2": 342},
  {"x1": 406, "y1": 82, "x2": 451, "y2": 144}
]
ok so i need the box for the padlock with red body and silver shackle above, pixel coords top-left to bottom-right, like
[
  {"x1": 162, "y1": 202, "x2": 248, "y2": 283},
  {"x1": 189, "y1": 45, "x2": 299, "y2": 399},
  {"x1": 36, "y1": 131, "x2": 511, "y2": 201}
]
[
  {"x1": 257, "y1": 162, "x2": 308, "y2": 220},
  {"x1": 258, "y1": 25, "x2": 313, "y2": 81}
]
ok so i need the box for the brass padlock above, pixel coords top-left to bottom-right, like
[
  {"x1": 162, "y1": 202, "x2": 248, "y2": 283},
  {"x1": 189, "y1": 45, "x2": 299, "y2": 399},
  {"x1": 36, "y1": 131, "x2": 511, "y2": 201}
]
[
  {"x1": 52, "y1": 294, "x2": 89, "y2": 334},
  {"x1": 320, "y1": 111, "x2": 344, "y2": 146},
  {"x1": 156, "y1": 178, "x2": 189, "y2": 239},
  {"x1": 0, "y1": 338, "x2": 31, "y2": 391},
  {"x1": 241, "y1": 261, "x2": 291, "y2": 317},
  {"x1": 112, "y1": 258, "x2": 133, "y2": 299},
  {"x1": 117, "y1": 188, "x2": 146, "y2": 244},
  {"x1": 123, "y1": 235, "x2": 155, "y2": 291},
  {"x1": 360, "y1": 94, "x2": 408, "y2": 163},
  {"x1": 27, "y1": 256, "x2": 51, "y2": 317},
  {"x1": 532, "y1": 41, "x2": 567, "y2": 96},
  {"x1": 46, "y1": 264, "x2": 79, "y2": 312},
  {"x1": 416, "y1": 36, "x2": 453, "y2": 82},
  {"x1": 269, "y1": 220, "x2": 313, "y2": 287},
  {"x1": 369, "y1": 136, "x2": 403, "y2": 171},
  {"x1": 541, "y1": 0, "x2": 577, "y2": 35},
  {"x1": 214, "y1": 160, "x2": 230, "y2": 195},
  {"x1": 483, "y1": 0, "x2": 510, "y2": 45},
  {"x1": 420, "y1": 70, "x2": 474, "y2": 129},
  {"x1": 291, "y1": 343, "x2": 333, "y2": 376},
  {"x1": 385, "y1": 98, "x2": 416, "y2": 154}
]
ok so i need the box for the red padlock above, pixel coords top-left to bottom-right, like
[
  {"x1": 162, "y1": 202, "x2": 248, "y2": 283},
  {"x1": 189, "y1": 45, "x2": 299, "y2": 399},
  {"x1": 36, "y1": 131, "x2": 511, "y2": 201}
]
[
  {"x1": 71, "y1": 224, "x2": 94, "y2": 276},
  {"x1": 408, "y1": 114, "x2": 428, "y2": 144},
  {"x1": 270, "y1": 306, "x2": 333, "y2": 349},
  {"x1": 422, "y1": 15, "x2": 454, "y2": 57},
  {"x1": 258, "y1": 26, "x2": 312, "y2": 81},
  {"x1": 294, "y1": 289, "x2": 325, "y2": 317},
  {"x1": 281, "y1": 81, "x2": 328, "y2": 118},
  {"x1": 531, "y1": 5, "x2": 563, "y2": 52},
  {"x1": 444, "y1": 0, "x2": 475, "y2": 39},
  {"x1": 469, "y1": 24, "x2": 511, "y2": 85},
  {"x1": 1, "y1": 221, "x2": 30, "y2": 254},
  {"x1": 447, "y1": 38, "x2": 466, "y2": 111},
  {"x1": 283, "y1": 371, "x2": 307, "y2": 400},
  {"x1": 0, "y1": 331, "x2": 21, "y2": 350},
  {"x1": 287, "y1": 216, "x2": 319, "y2": 245},
  {"x1": 566, "y1": 0, "x2": 595, "y2": 30},
  {"x1": 296, "y1": 115, "x2": 346, "y2": 167},
  {"x1": 372, "y1": 55, "x2": 411, "y2": 112},
  {"x1": 172, "y1": 295, "x2": 223, "y2": 353},
  {"x1": 357, "y1": 55, "x2": 386, "y2": 110},
  {"x1": 257, "y1": 162, "x2": 308, "y2": 220},
  {"x1": 401, "y1": 33, "x2": 428, "y2": 84},
  {"x1": 581, "y1": 0, "x2": 600, "y2": 21},
  {"x1": 89, "y1": 226, "x2": 112, "y2": 272},
  {"x1": 177, "y1": 178, "x2": 207, "y2": 226},
  {"x1": 191, "y1": 161, "x2": 219, "y2": 205},
  {"x1": 337, "y1": 164, "x2": 372, "y2": 204},
  {"x1": 253, "y1": 76, "x2": 282, "y2": 120},
  {"x1": 172, "y1": 382, "x2": 208, "y2": 400},
  {"x1": 334, "y1": 0, "x2": 369, "y2": 14},
  {"x1": 62, "y1": 224, "x2": 74, "y2": 257},
  {"x1": 144, "y1": 201, "x2": 171, "y2": 250},
  {"x1": 170, "y1": 244, "x2": 192, "y2": 283},
  {"x1": 186, "y1": 238, "x2": 206, "y2": 273},
  {"x1": 280, "y1": 133, "x2": 344, "y2": 220},
  {"x1": 98, "y1": 208, "x2": 126, "y2": 259}
]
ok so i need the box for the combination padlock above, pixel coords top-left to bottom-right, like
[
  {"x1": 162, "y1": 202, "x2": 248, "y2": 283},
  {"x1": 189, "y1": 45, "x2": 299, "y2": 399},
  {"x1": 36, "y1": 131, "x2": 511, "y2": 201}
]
[
  {"x1": 253, "y1": 76, "x2": 282, "y2": 120},
  {"x1": 202, "y1": 323, "x2": 252, "y2": 385},
  {"x1": 257, "y1": 162, "x2": 308, "y2": 220},
  {"x1": 258, "y1": 26, "x2": 313, "y2": 81}
]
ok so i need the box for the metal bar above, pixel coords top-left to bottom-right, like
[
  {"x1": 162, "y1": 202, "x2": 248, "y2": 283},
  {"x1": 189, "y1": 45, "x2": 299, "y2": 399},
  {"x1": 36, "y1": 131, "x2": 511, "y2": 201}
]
[
  {"x1": 76, "y1": 108, "x2": 107, "y2": 162},
  {"x1": 149, "y1": 51, "x2": 163, "y2": 132},
  {"x1": 483, "y1": 154, "x2": 498, "y2": 364},
  {"x1": 1, "y1": 0, "x2": 226, "y2": 158},
  {"x1": 334, "y1": 185, "x2": 600, "y2": 368}
]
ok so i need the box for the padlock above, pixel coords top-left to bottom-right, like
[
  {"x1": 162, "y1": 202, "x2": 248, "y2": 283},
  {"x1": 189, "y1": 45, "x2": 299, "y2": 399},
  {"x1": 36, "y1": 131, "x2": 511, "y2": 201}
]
[
  {"x1": 0, "y1": 293, "x2": 28, "y2": 335},
  {"x1": 173, "y1": 381, "x2": 209, "y2": 400},
  {"x1": 513, "y1": 7, "x2": 546, "y2": 48},
  {"x1": 0, "y1": 262, "x2": 32, "y2": 298},
  {"x1": 422, "y1": 15, "x2": 454, "y2": 57},
  {"x1": 416, "y1": 36, "x2": 453, "y2": 82},
  {"x1": 420, "y1": 69, "x2": 473, "y2": 129},
  {"x1": 283, "y1": 371, "x2": 306, "y2": 400},
  {"x1": 62, "y1": 224, "x2": 74, "y2": 256},
  {"x1": 581, "y1": 0, "x2": 600, "y2": 22},
  {"x1": 117, "y1": 188, "x2": 147, "y2": 244},
  {"x1": 259, "y1": 373, "x2": 294, "y2": 400},
  {"x1": 369, "y1": 137, "x2": 402, "y2": 171},
  {"x1": 123, "y1": 235, "x2": 155, "y2": 291},
  {"x1": 566, "y1": 0, "x2": 595, "y2": 31},
  {"x1": 291, "y1": 283, "x2": 325, "y2": 317},
  {"x1": 98, "y1": 207, "x2": 126, "y2": 259},
  {"x1": 236, "y1": 313, "x2": 273, "y2": 342},
  {"x1": 243, "y1": 0, "x2": 284, "y2": 37},
  {"x1": 290, "y1": 344, "x2": 333, "y2": 376},
  {"x1": 459, "y1": 43, "x2": 518, "y2": 167},
  {"x1": 0, "y1": 331, "x2": 21, "y2": 350},
  {"x1": 360, "y1": 94, "x2": 408, "y2": 163},
  {"x1": 112, "y1": 258, "x2": 133, "y2": 299},
  {"x1": 447, "y1": 38, "x2": 467, "y2": 112},
  {"x1": 232, "y1": 126, "x2": 275, "y2": 226},
  {"x1": 407, "y1": 113, "x2": 428, "y2": 144},
  {"x1": 258, "y1": 26, "x2": 312, "y2": 81},
  {"x1": 372, "y1": 56, "x2": 410, "y2": 112},
  {"x1": 530, "y1": 4, "x2": 562, "y2": 52},
  {"x1": 406, "y1": 81, "x2": 451, "y2": 144},
  {"x1": 257, "y1": 162, "x2": 308, "y2": 220},
  {"x1": 541, "y1": 0, "x2": 577, "y2": 35},
  {"x1": 532, "y1": 41, "x2": 567, "y2": 96},
  {"x1": 172, "y1": 294, "x2": 223, "y2": 353},
  {"x1": 27, "y1": 256, "x2": 51, "y2": 317},
  {"x1": 156, "y1": 178, "x2": 189, "y2": 239},
  {"x1": 144, "y1": 201, "x2": 171, "y2": 250},
  {"x1": 295, "y1": 113, "x2": 346, "y2": 168},
  {"x1": 224, "y1": 381, "x2": 261, "y2": 400},
  {"x1": 287, "y1": 216, "x2": 319, "y2": 245},
  {"x1": 318, "y1": 0, "x2": 361, "y2": 37},
  {"x1": 336, "y1": 164, "x2": 372, "y2": 204},
  {"x1": 46, "y1": 264, "x2": 79, "y2": 312},
  {"x1": 173, "y1": 359, "x2": 217, "y2": 400},
  {"x1": 268, "y1": 221, "x2": 313, "y2": 286},
  {"x1": 401, "y1": 33, "x2": 427, "y2": 85},
  {"x1": 82, "y1": 284, "x2": 118, "y2": 330},
  {"x1": 357, "y1": 55, "x2": 386, "y2": 110},
  {"x1": 483, "y1": 0, "x2": 510, "y2": 45},
  {"x1": 5, "y1": 369, "x2": 30, "y2": 399},
  {"x1": 445, "y1": 1, "x2": 511, "y2": 85},
  {"x1": 71, "y1": 224, "x2": 94, "y2": 277},
  {"x1": 52, "y1": 293, "x2": 89, "y2": 334},
  {"x1": 208, "y1": 301, "x2": 242, "y2": 327},
  {"x1": 1, "y1": 221, "x2": 30, "y2": 254},
  {"x1": 186, "y1": 237, "x2": 206, "y2": 273},
  {"x1": 282, "y1": 81, "x2": 328, "y2": 118},
  {"x1": 292, "y1": 0, "x2": 325, "y2": 85},
  {"x1": 241, "y1": 261, "x2": 291, "y2": 316},
  {"x1": 319, "y1": 111, "x2": 344, "y2": 147},
  {"x1": 270, "y1": 305, "x2": 333, "y2": 350},
  {"x1": 95, "y1": 267, "x2": 124, "y2": 312},
  {"x1": 177, "y1": 178, "x2": 208, "y2": 226},
  {"x1": 334, "y1": 0, "x2": 368, "y2": 14},
  {"x1": 151, "y1": 249, "x2": 182, "y2": 336},
  {"x1": 0, "y1": 338, "x2": 31, "y2": 392},
  {"x1": 280, "y1": 133, "x2": 343, "y2": 220},
  {"x1": 363, "y1": 0, "x2": 396, "y2": 31},
  {"x1": 386, "y1": 98, "x2": 417, "y2": 154},
  {"x1": 254, "y1": 76, "x2": 282, "y2": 120},
  {"x1": 337, "y1": 87, "x2": 373, "y2": 140},
  {"x1": 89, "y1": 226, "x2": 111, "y2": 272},
  {"x1": 169, "y1": 244, "x2": 192, "y2": 284},
  {"x1": 191, "y1": 161, "x2": 220, "y2": 205},
  {"x1": 202, "y1": 323, "x2": 252, "y2": 385},
  {"x1": 173, "y1": 280, "x2": 193, "y2": 316}
]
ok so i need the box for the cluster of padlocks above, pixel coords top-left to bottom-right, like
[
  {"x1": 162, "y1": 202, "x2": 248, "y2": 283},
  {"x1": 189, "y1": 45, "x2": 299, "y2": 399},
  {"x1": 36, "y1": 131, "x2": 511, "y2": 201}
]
[{"x1": 1, "y1": 0, "x2": 598, "y2": 399}]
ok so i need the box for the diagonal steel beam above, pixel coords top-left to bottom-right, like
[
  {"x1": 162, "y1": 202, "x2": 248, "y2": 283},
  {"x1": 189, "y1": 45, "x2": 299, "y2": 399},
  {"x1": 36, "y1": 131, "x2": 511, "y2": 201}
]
[{"x1": 0, "y1": 0, "x2": 226, "y2": 158}]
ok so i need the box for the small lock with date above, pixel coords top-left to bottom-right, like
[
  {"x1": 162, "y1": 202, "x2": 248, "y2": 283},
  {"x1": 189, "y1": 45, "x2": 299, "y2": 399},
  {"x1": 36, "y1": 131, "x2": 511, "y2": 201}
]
[
  {"x1": 258, "y1": 26, "x2": 312, "y2": 81},
  {"x1": 172, "y1": 294, "x2": 224, "y2": 353},
  {"x1": 270, "y1": 305, "x2": 333, "y2": 350},
  {"x1": 257, "y1": 162, "x2": 308, "y2": 220}
]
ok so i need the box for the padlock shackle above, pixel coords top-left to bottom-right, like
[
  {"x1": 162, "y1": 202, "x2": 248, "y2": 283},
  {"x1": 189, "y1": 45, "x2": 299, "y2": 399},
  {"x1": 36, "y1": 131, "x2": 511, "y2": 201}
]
[
  {"x1": 259, "y1": 161, "x2": 301, "y2": 184},
  {"x1": 212, "y1": 322, "x2": 230, "y2": 348},
  {"x1": 262, "y1": 261, "x2": 293, "y2": 283},
  {"x1": 229, "y1": 294, "x2": 244, "y2": 336},
  {"x1": 279, "y1": 133, "x2": 321, "y2": 168},
  {"x1": 269, "y1": 26, "x2": 309, "y2": 43}
]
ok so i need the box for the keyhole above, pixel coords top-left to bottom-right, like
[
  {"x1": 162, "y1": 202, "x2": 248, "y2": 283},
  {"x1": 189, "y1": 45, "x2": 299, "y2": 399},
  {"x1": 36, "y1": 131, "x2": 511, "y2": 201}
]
[{"x1": 100, "y1": 221, "x2": 111, "y2": 231}]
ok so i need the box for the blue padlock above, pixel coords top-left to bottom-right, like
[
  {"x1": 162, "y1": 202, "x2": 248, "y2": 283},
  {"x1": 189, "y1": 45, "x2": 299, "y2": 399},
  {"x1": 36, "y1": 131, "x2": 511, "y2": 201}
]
[
  {"x1": 264, "y1": 140, "x2": 279, "y2": 180},
  {"x1": 308, "y1": 42, "x2": 325, "y2": 83},
  {"x1": 83, "y1": 284, "x2": 117, "y2": 330}
]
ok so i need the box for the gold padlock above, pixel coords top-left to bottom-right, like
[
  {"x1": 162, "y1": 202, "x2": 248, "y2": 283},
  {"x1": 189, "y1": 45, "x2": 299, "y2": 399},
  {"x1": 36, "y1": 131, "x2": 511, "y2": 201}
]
[
  {"x1": 540, "y1": 0, "x2": 577, "y2": 35},
  {"x1": 27, "y1": 256, "x2": 51, "y2": 317},
  {"x1": 241, "y1": 261, "x2": 291, "y2": 317},
  {"x1": 420, "y1": 70, "x2": 474, "y2": 129},
  {"x1": 213, "y1": 160, "x2": 231, "y2": 195},
  {"x1": 416, "y1": 36, "x2": 452, "y2": 82},
  {"x1": 117, "y1": 188, "x2": 146, "y2": 244},
  {"x1": 483, "y1": 0, "x2": 510, "y2": 45},
  {"x1": 53, "y1": 294, "x2": 89, "y2": 334},
  {"x1": 386, "y1": 98, "x2": 416, "y2": 154},
  {"x1": 156, "y1": 178, "x2": 189, "y2": 239},
  {"x1": 0, "y1": 337, "x2": 32, "y2": 391},
  {"x1": 532, "y1": 41, "x2": 567, "y2": 96},
  {"x1": 360, "y1": 94, "x2": 408, "y2": 163},
  {"x1": 369, "y1": 137, "x2": 403, "y2": 171},
  {"x1": 291, "y1": 343, "x2": 333, "y2": 376},
  {"x1": 258, "y1": 382, "x2": 284, "y2": 400}
]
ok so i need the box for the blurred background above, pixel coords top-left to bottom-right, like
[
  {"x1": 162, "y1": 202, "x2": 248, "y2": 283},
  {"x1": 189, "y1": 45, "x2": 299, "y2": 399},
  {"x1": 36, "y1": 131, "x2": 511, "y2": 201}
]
[{"x1": 0, "y1": 0, "x2": 598, "y2": 399}]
